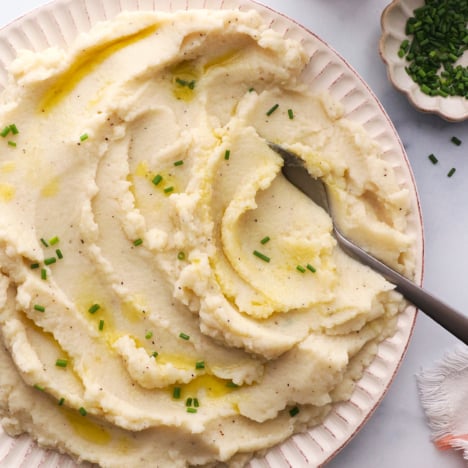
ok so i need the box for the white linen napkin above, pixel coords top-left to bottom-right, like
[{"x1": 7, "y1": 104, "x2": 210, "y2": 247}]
[{"x1": 417, "y1": 346, "x2": 468, "y2": 461}]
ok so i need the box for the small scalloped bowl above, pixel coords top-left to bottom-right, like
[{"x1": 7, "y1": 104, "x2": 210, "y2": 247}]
[{"x1": 379, "y1": 0, "x2": 468, "y2": 121}]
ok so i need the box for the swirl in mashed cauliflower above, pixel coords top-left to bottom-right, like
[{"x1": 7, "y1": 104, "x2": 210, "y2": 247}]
[{"x1": 0, "y1": 9, "x2": 414, "y2": 467}]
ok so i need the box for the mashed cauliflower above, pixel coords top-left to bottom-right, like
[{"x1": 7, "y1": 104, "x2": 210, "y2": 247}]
[{"x1": 0, "y1": 9, "x2": 414, "y2": 467}]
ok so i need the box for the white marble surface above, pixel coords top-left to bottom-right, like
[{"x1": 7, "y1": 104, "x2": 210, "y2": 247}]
[{"x1": 0, "y1": 1, "x2": 467, "y2": 467}]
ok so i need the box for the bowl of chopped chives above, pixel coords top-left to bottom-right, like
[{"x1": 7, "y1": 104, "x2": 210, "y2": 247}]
[{"x1": 380, "y1": 0, "x2": 468, "y2": 121}]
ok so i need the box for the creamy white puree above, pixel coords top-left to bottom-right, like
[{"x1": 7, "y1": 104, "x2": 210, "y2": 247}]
[{"x1": 0, "y1": 9, "x2": 414, "y2": 467}]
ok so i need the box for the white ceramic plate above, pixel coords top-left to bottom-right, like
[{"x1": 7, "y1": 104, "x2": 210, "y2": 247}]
[
  {"x1": 380, "y1": 0, "x2": 468, "y2": 121},
  {"x1": 0, "y1": 1, "x2": 423, "y2": 466}
]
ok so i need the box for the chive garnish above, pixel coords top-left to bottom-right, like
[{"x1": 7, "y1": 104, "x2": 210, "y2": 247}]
[
  {"x1": 447, "y1": 167, "x2": 456, "y2": 177},
  {"x1": 133, "y1": 238, "x2": 143, "y2": 246},
  {"x1": 187, "y1": 407, "x2": 197, "y2": 413},
  {"x1": 398, "y1": 1, "x2": 468, "y2": 98},
  {"x1": 289, "y1": 406, "x2": 300, "y2": 417},
  {"x1": 58, "y1": 397, "x2": 65, "y2": 406},
  {"x1": 306, "y1": 264, "x2": 317, "y2": 273},
  {"x1": 186, "y1": 397, "x2": 193, "y2": 407},
  {"x1": 179, "y1": 332, "x2": 190, "y2": 341},
  {"x1": 40, "y1": 238, "x2": 49, "y2": 247},
  {"x1": 164, "y1": 186, "x2": 174, "y2": 193},
  {"x1": 224, "y1": 149, "x2": 231, "y2": 160},
  {"x1": 428, "y1": 154, "x2": 438, "y2": 165},
  {"x1": 8, "y1": 141, "x2": 16, "y2": 147},
  {"x1": 0, "y1": 126, "x2": 10, "y2": 137},
  {"x1": 34, "y1": 304, "x2": 45, "y2": 312},
  {"x1": 30, "y1": 263, "x2": 40, "y2": 269},
  {"x1": 41, "y1": 268, "x2": 47, "y2": 280},
  {"x1": 193, "y1": 398, "x2": 199, "y2": 408},
  {"x1": 34, "y1": 384, "x2": 45, "y2": 391},
  {"x1": 99, "y1": 319, "x2": 105, "y2": 331},
  {"x1": 56, "y1": 249, "x2": 63, "y2": 259},
  {"x1": 296, "y1": 265, "x2": 306, "y2": 273},
  {"x1": 174, "y1": 160, "x2": 184, "y2": 166},
  {"x1": 88, "y1": 304, "x2": 101, "y2": 314},
  {"x1": 44, "y1": 257, "x2": 56, "y2": 266},
  {"x1": 173, "y1": 387, "x2": 181, "y2": 399},
  {"x1": 260, "y1": 236, "x2": 270, "y2": 245},
  {"x1": 49, "y1": 236, "x2": 59, "y2": 245},
  {"x1": 248, "y1": 87, "x2": 255, "y2": 92},
  {"x1": 80, "y1": 133, "x2": 89, "y2": 142},
  {"x1": 55, "y1": 359, "x2": 68, "y2": 368},
  {"x1": 78, "y1": 407, "x2": 87, "y2": 416},
  {"x1": 253, "y1": 250, "x2": 270, "y2": 262},
  {"x1": 175, "y1": 78, "x2": 196, "y2": 89},
  {"x1": 288, "y1": 109, "x2": 294, "y2": 119},
  {"x1": 226, "y1": 381, "x2": 239, "y2": 388},
  {"x1": 151, "y1": 351, "x2": 159, "y2": 358},
  {"x1": 195, "y1": 361, "x2": 205, "y2": 369},
  {"x1": 152, "y1": 174, "x2": 163, "y2": 186},
  {"x1": 451, "y1": 136, "x2": 462, "y2": 146},
  {"x1": 266, "y1": 104, "x2": 279, "y2": 116},
  {"x1": 10, "y1": 124, "x2": 18, "y2": 135},
  {"x1": 145, "y1": 331, "x2": 153, "y2": 339},
  {"x1": 177, "y1": 251, "x2": 185, "y2": 260}
]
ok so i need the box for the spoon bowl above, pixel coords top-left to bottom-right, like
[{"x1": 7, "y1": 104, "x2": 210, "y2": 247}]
[{"x1": 269, "y1": 142, "x2": 468, "y2": 345}]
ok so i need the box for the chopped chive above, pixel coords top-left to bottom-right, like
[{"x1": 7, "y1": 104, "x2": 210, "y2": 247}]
[
  {"x1": 34, "y1": 384, "x2": 45, "y2": 391},
  {"x1": 145, "y1": 331, "x2": 153, "y2": 340},
  {"x1": 79, "y1": 133, "x2": 89, "y2": 142},
  {"x1": 78, "y1": 407, "x2": 87, "y2": 416},
  {"x1": 226, "y1": 381, "x2": 239, "y2": 388},
  {"x1": 0, "y1": 126, "x2": 10, "y2": 137},
  {"x1": 44, "y1": 257, "x2": 56, "y2": 266},
  {"x1": 34, "y1": 304, "x2": 45, "y2": 312},
  {"x1": 30, "y1": 262, "x2": 40, "y2": 269},
  {"x1": 175, "y1": 78, "x2": 196, "y2": 89},
  {"x1": 9, "y1": 124, "x2": 18, "y2": 135},
  {"x1": 151, "y1": 351, "x2": 159, "y2": 358},
  {"x1": 179, "y1": 332, "x2": 190, "y2": 341},
  {"x1": 193, "y1": 398, "x2": 199, "y2": 408},
  {"x1": 195, "y1": 361, "x2": 205, "y2": 369},
  {"x1": 306, "y1": 264, "x2": 317, "y2": 273},
  {"x1": 447, "y1": 167, "x2": 456, "y2": 177},
  {"x1": 99, "y1": 319, "x2": 105, "y2": 331},
  {"x1": 58, "y1": 397, "x2": 65, "y2": 406},
  {"x1": 248, "y1": 87, "x2": 255, "y2": 92},
  {"x1": 266, "y1": 103, "x2": 279, "y2": 116},
  {"x1": 289, "y1": 406, "x2": 300, "y2": 417},
  {"x1": 7, "y1": 141, "x2": 16, "y2": 147},
  {"x1": 152, "y1": 174, "x2": 163, "y2": 186},
  {"x1": 49, "y1": 236, "x2": 59, "y2": 245},
  {"x1": 253, "y1": 250, "x2": 270, "y2": 263},
  {"x1": 41, "y1": 268, "x2": 47, "y2": 280},
  {"x1": 164, "y1": 186, "x2": 174, "y2": 193},
  {"x1": 428, "y1": 154, "x2": 438, "y2": 164},
  {"x1": 174, "y1": 160, "x2": 184, "y2": 166},
  {"x1": 287, "y1": 109, "x2": 294, "y2": 119},
  {"x1": 133, "y1": 238, "x2": 143, "y2": 247},
  {"x1": 177, "y1": 251, "x2": 186, "y2": 260},
  {"x1": 55, "y1": 249, "x2": 63, "y2": 259},
  {"x1": 40, "y1": 238, "x2": 49, "y2": 247},
  {"x1": 296, "y1": 265, "x2": 306, "y2": 273},
  {"x1": 260, "y1": 236, "x2": 270, "y2": 245},
  {"x1": 55, "y1": 359, "x2": 68, "y2": 368},
  {"x1": 186, "y1": 397, "x2": 193, "y2": 407},
  {"x1": 88, "y1": 304, "x2": 101, "y2": 314},
  {"x1": 224, "y1": 149, "x2": 231, "y2": 160},
  {"x1": 173, "y1": 387, "x2": 181, "y2": 399},
  {"x1": 187, "y1": 407, "x2": 197, "y2": 413},
  {"x1": 451, "y1": 136, "x2": 462, "y2": 146}
]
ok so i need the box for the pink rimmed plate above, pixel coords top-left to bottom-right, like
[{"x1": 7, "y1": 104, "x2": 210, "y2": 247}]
[{"x1": 0, "y1": 0, "x2": 423, "y2": 467}]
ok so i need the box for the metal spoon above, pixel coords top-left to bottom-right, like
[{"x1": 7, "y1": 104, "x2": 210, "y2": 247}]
[{"x1": 269, "y1": 143, "x2": 468, "y2": 345}]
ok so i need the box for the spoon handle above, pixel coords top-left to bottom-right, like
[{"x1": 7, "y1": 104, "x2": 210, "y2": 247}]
[{"x1": 335, "y1": 228, "x2": 468, "y2": 345}]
